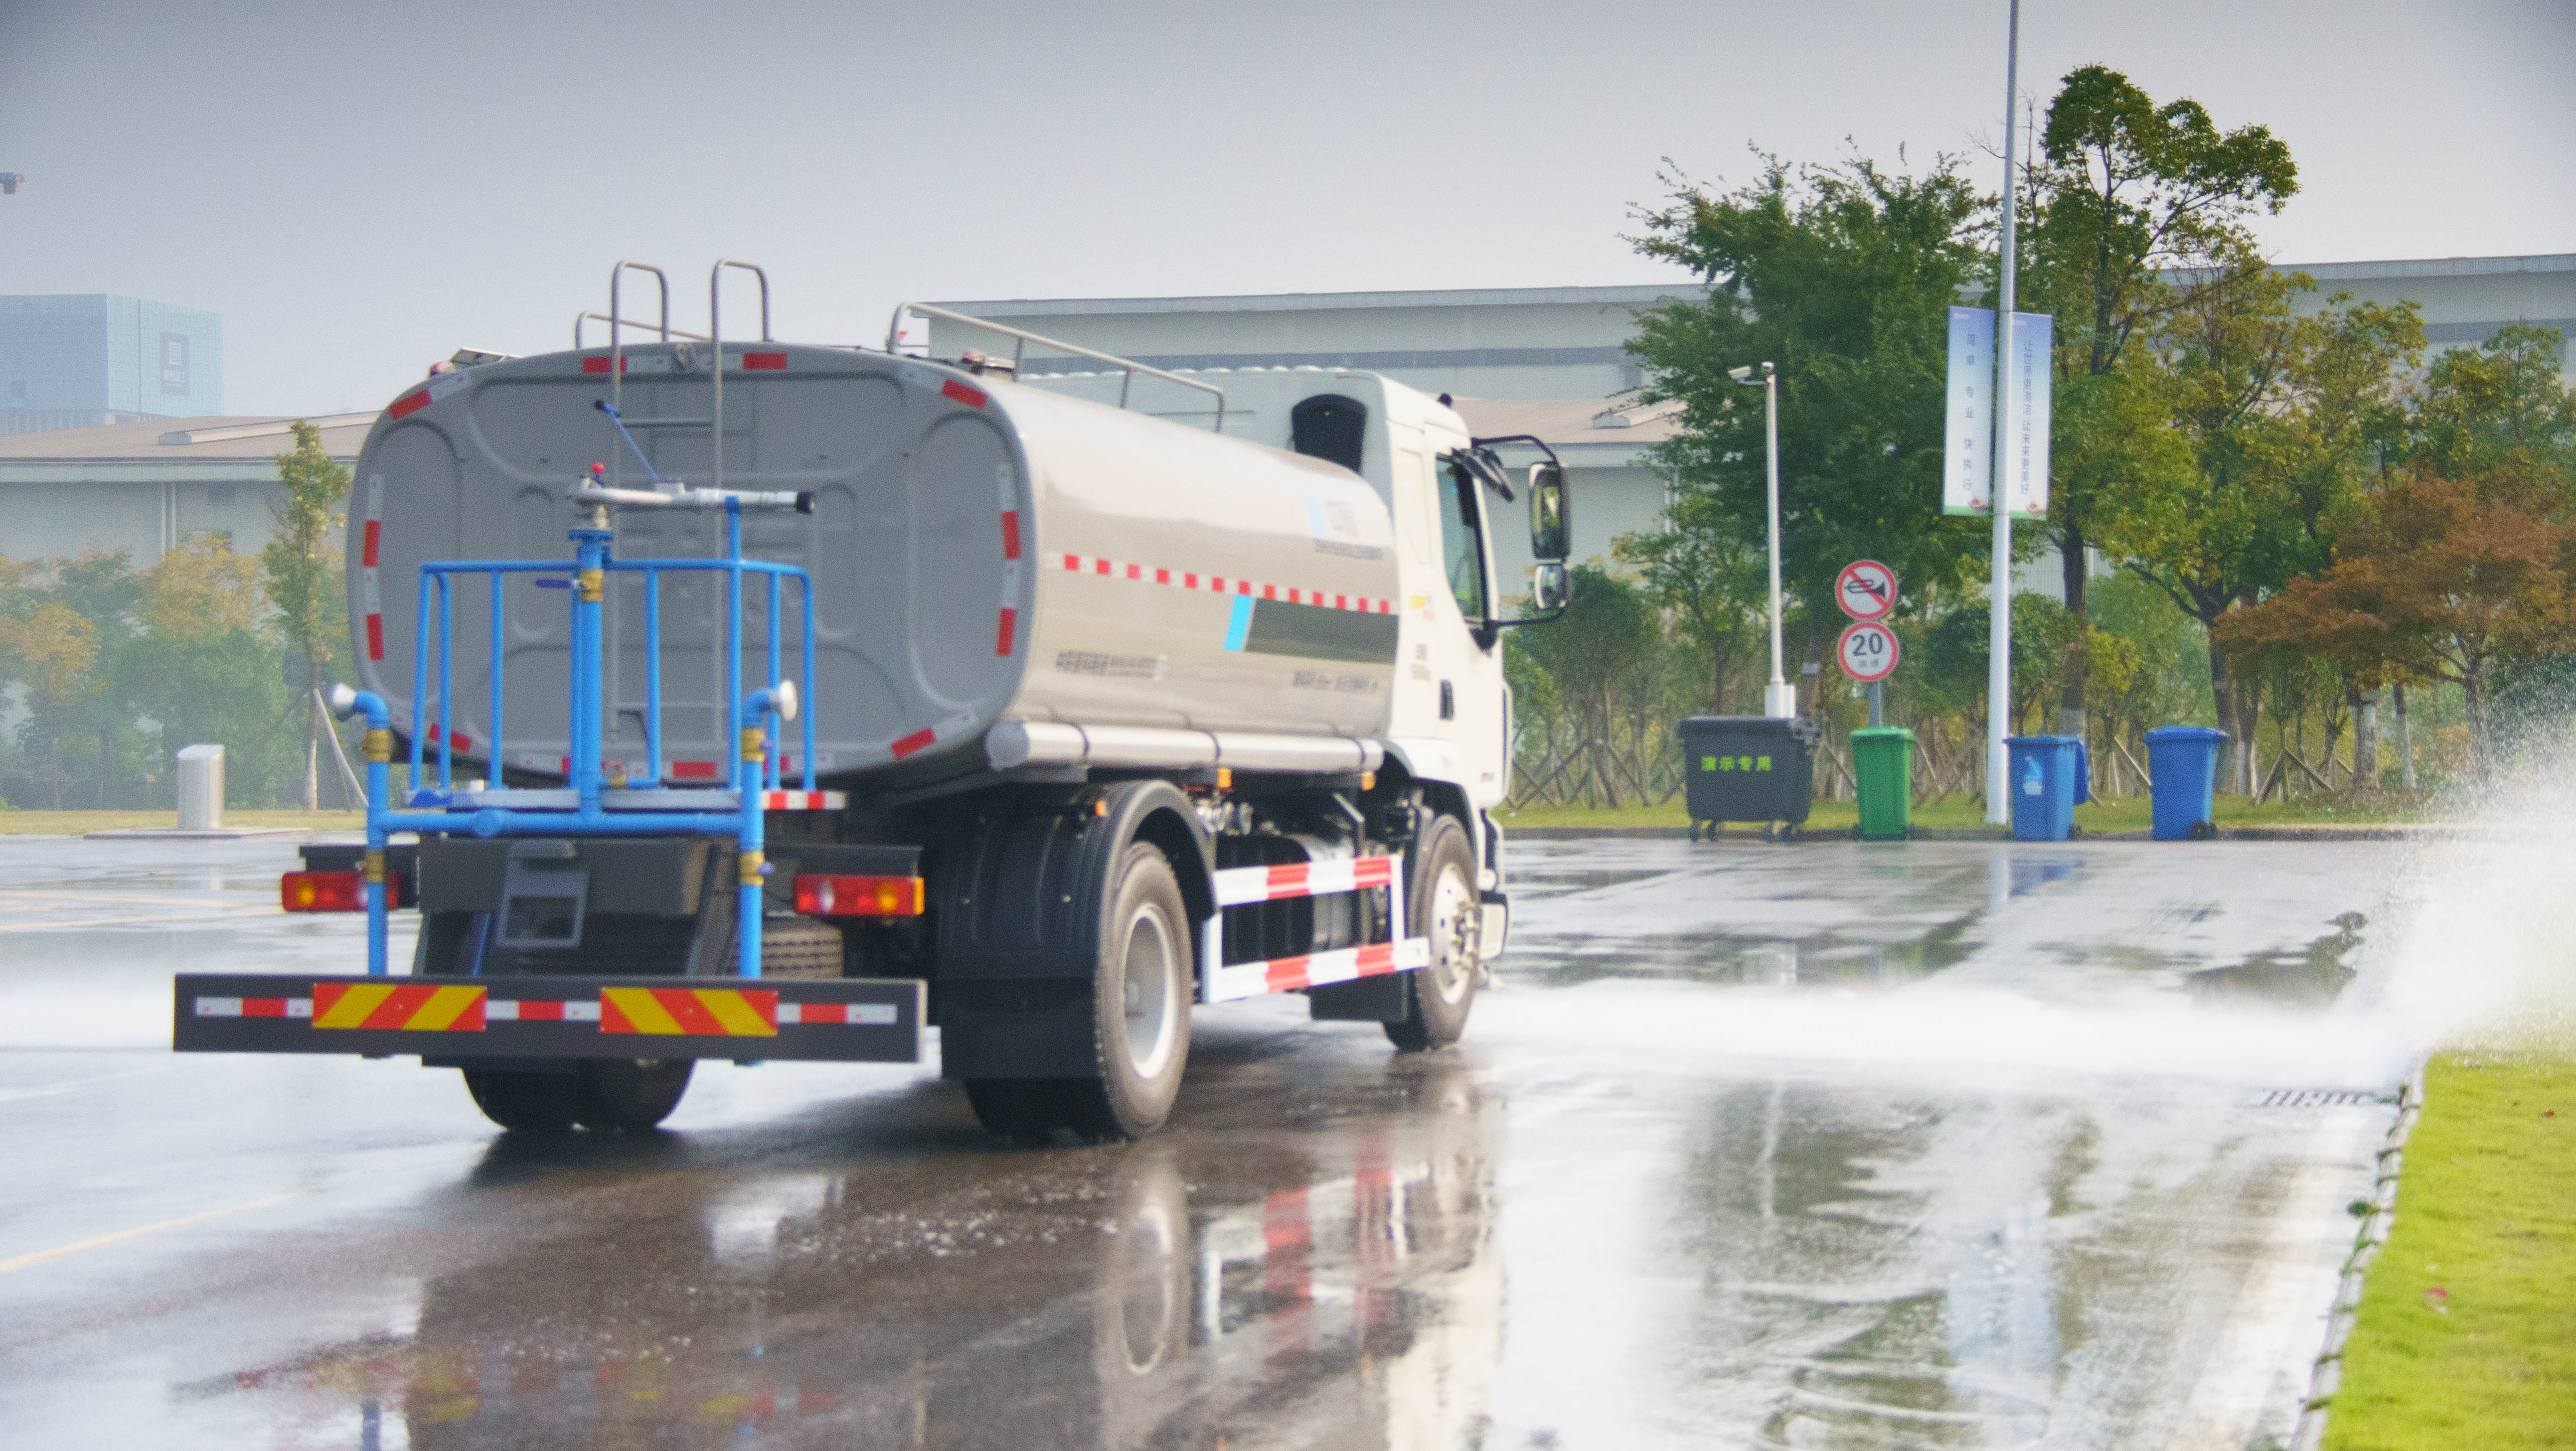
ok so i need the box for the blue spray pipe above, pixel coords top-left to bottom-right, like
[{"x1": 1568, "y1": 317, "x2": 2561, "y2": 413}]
[{"x1": 328, "y1": 685, "x2": 397, "y2": 976}]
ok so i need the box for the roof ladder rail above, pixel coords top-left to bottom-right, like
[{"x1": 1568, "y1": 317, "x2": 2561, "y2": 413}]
[
  {"x1": 885, "y1": 302, "x2": 1227, "y2": 435},
  {"x1": 709, "y1": 260, "x2": 771, "y2": 496},
  {"x1": 605, "y1": 262, "x2": 672, "y2": 490}
]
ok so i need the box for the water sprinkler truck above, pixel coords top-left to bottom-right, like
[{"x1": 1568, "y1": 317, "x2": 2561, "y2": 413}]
[{"x1": 176, "y1": 262, "x2": 1573, "y2": 1141}]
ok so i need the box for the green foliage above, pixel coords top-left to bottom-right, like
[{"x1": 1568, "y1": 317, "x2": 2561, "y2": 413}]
[
  {"x1": 1611, "y1": 486, "x2": 1765, "y2": 713},
  {"x1": 266, "y1": 419, "x2": 355, "y2": 809},
  {"x1": 1626, "y1": 148, "x2": 2003, "y2": 622},
  {"x1": 0, "y1": 541, "x2": 300, "y2": 809}
]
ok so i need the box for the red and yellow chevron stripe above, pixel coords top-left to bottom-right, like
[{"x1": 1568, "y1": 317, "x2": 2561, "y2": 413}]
[
  {"x1": 600, "y1": 986, "x2": 778, "y2": 1037},
  {"x1": 312, "y1": 982, "x2": 486, "y2": 1032}
]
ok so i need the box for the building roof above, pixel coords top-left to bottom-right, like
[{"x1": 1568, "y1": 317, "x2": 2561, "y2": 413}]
[
  {"x1": 0, "y1": 412, "x2": 372, "y2": 462},
  {"x1": 926, "y1": 283, "x2": 1705, "y2": 318}
]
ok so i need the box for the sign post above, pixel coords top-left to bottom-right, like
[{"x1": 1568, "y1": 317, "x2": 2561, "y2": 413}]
[{"x1": 1834, "y1": 559, "x2": 1899, "y2": 725}]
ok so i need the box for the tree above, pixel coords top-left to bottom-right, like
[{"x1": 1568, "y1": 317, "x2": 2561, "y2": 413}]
[
  {"x1": 1508, "y1": 565, "x2": 1667, "y2": 807},
  {"x1": 2019, "y1": 63, "x2": 2297, "y2": 734},
  {"x1": 1625, "y1": 149, "x2": 1998, "y2": 707},
  {"x1": 0, "y1": 599, "x2": 100, "y2": 808},
  {"x1": 1612, "y1": 487, "x2": 1765, "y2": 712},
  {"x1": 263, "y1": 421, "x2": 352, "y2": 809},
  {"x1": 2098, "y1": 269, "x2": 2422, "y2": 788},
  {"x1": 125, "y1": 539, "x2": 296, "y2": 809},
  {"x1": 2216, "y1": 457, "x2": 2576, "y2": 780}
]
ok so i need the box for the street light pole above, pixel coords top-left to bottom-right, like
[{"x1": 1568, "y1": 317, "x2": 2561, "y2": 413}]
[
  {"x1": 1734, "y1": 362, "x2": 1794, "y2": 719},
  {"x1": 1984, "y1": 0, "x2": 2021, "y2": 824}
]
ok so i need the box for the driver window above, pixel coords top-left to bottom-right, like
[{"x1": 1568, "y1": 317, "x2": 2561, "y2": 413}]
[{"x1": 1437, "y1": 458, "x2": 1487, "y2": 621}]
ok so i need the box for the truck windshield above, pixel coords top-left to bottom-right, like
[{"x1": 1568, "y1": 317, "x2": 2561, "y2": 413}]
[{"x1": 1438, "y1": 458, "x2": 1486, "y2": 621}]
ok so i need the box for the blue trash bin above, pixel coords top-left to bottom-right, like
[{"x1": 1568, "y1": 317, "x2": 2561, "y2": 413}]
[
  {"x1": 2004, "y1": 735, "x2": 2090, "y2": 841},
  {"x1": 2144, "y1": 725, "x2": 2228, "y2": 841}
]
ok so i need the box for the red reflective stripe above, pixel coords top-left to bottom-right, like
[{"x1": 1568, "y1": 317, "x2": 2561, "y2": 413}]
[
  {"x1": 514, "y1": 1000, "x2": 565, "y2": 1021},
  {"x1": 365, "y1": 614, "x2": 384, "y2": 661},
  {"x1": 1095, "y1": 559, "x2": 1112, "y2": 576},
  {"x1": 388, "y1": 390, "x2": 431, "y2": 420},
  {"x1": 1125, "y1": 564, "x2": 1142, "y2": 580},
  {"x1": 995, "y1": 607, "x2": 1017, "y2": 656},
  {"x1": 999, "y1": 511, "x2": 1021, "y2": 560},
  {"x1": 1264, "y1": 956, "x2": 1311, "y2": 992},
  {"x1": 1153, "y1": 568, "x2": 1170, "y2": 584},
  {"x1": 1354, "y1": 943, "x2": 1398, "y2": 975},
  {"x1": 940, "y1": 379, "x2": 987, "y2": 409},
  {"x1": 1061, "y1": 553, "x2": 1080, "y2": 571},
  {"x1": 241, "y1": 998, "x2": 292, "y2": 1018},
  {"x1": 426, "y1": 722, "x2": 474, "y2": 752},
  {"x1": 891, "y1": 727, "x2": 936, "y2": 759},
  {"x1": 361, "y1": 519, "x2": 380, "y2": 568},
  {"x1": 581, "y1": 356, "x2": 613, "y2": 374},
  {"x1": 669, "y1": 760, "x2": 722, "y2": 781},
  {"x1": 742, "y1": 352, "x2": 787, "y2": 370}
]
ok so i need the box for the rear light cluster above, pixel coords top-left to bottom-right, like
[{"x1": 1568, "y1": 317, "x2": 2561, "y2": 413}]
[
  {"x1": 280, "y1": 871, "x2": 402, "y2": 913},
  {"x1": 795, "y1": 874, "x2": 925, "y2": 918}
]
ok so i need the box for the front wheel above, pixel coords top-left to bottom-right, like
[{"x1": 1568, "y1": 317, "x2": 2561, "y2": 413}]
[{"x1": 1387, "y1": 815, "x2": 1480, "y2": 1052}]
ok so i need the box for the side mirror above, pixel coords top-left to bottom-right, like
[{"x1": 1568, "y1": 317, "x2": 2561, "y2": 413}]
[
  {"x1": 1529, "y1": 463, "x2": 1569, "y2": 562},
  {"x1": 1530, "y1": 561, "x2": 1571, "y2": 613}
]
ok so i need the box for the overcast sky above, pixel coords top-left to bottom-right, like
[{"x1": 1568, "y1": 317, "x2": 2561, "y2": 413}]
[{"x1": 2, "y1": 0, "x2": 2568, "y2": 416}]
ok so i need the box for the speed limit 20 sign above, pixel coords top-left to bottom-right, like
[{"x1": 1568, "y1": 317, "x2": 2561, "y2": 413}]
[{"x1": 1837, "y1": 620, "x2": 1901, "y2": 683}]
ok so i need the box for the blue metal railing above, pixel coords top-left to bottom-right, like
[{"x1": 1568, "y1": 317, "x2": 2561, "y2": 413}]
[{"x1": 340, "y1": 497, "x2": 815, "y2": 981}]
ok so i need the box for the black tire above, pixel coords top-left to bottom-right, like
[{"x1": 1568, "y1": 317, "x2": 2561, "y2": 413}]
[
  {"x1": 573, "y1": 1059, "x2": 693, "y2": 1132},
  {"x1": 965, "y1": 843, "x2": 1194, "y2": 1143},
  {"x1": 1387, "y1": 815, "x2": 1480, "y2": 1053},
  {"x1": 2190, "y1": 819, "x2": 2218, "y2": 841},
  {"x1": 462, "y1": 1068, "x2": 584, "y2": 1133},
  {"x1": 749, "y1": 914, "x2": 844, "y2": 980}
]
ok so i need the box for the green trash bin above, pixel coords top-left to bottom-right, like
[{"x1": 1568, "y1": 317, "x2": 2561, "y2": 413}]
[{"x1": 1851, "y1": 726, "x2": 1914, "y2": 842}]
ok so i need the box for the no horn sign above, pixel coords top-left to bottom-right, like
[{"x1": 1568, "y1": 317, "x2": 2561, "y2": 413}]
[
  {"x1": 1835, "y1": 559, "x2": 1897, "y2": 621},
  {"x1": 1837, "y1": 621, "x2": 1901, "y2": 684}
]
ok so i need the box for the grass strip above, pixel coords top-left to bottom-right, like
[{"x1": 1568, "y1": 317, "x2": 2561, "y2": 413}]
[{"x1": 2325, "y1": 1050, "x2": 2576, "y2": 1449}]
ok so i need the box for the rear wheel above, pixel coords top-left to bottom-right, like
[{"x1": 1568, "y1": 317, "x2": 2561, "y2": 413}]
[
  {"x1": 1386, "y1": 815, "x2": 1480, "y2": 1052},
  {"x1": 461, "y1": 1058, "x2": 692, "y2": 1133},
  {"x1": 462, "y1": 1069, "x2": 583, "y2": 1133},
  {"x1": 965, "y1": 843, "x2": 1193, "y2": 1143},
  {"x1": 574, "y1": 1059, "x2": 693, "y2": 1131}
]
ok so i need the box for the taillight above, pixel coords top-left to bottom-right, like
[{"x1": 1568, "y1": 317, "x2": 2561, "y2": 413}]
[
  {"x1": 794, "y1": 874, "x2": 925, "y2": 918},
  {"x1": 280, "y1": 871, "x2": 367, "y2": 912}
]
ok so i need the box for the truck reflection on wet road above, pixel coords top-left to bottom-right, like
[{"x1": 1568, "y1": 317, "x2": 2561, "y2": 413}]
[{"x1": 0, "y1": 836, "x2": 2415, "y2": 1449}]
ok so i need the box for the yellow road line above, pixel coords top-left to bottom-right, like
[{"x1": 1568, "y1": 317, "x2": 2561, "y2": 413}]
[{"x1": 0, "y1": 1192, "x2": 303, "y2": 1276}]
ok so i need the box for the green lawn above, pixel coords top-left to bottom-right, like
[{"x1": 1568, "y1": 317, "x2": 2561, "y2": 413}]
[
  {"x1": 0, "y1": 809, "x2": 366, "y2": 836},
  {"x1": 1495, "y1": 791, "x2": 2449, "y2": 834},
  {"x1": 2327, "y1": 1050, "x2": 2576, "y2": 1449}
]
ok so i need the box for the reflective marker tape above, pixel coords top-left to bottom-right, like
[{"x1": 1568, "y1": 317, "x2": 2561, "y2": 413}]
[
  {"x1": 313, "y1": 982, "x2": 486, "y2": 1032},
  {"x1": 483, "y1": 999, "x2": 602, "y2": 1023},
  {"x1": 779, "y1": 1002, "x2": 898, "y2": 1026},
  {"x1": 1211, "y1": 854, "x2": 1398, "y2": 907},
  {"x1": 1057, "y1": 552, "x2": 1393, "y2": 615},
  {"x1": 193, "y1": 997, "x2": 314, "y2": 1019},
  {"x1": 601, "y1": 986, "x2": 778, "y2": 1037}
]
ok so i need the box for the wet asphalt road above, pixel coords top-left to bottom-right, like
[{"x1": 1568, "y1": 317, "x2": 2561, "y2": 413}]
[{"x1": 0, "y1": 834, "x2": 2424, "y2": 1450}]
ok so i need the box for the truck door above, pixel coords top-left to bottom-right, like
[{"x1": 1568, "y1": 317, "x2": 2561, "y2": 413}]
[{"x1": 1430, "y1": 453, "x2": 1510, "y2": 808}]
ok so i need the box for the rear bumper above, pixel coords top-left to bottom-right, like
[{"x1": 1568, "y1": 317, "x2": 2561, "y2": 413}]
[{"x1": 173, "y1": 974, "x2": 924, "y2": 1063}]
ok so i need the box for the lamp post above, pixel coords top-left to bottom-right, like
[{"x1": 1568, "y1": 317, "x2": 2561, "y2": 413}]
[
  {"x1": 1731, "y1": 362, "x2": 1794, "y2": 718},
  {"x1": 1984, "y1": 0, "x2": 2022, "y2": 824}
]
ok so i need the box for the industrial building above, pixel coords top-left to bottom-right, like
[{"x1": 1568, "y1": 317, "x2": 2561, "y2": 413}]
[
  {"x1": 0, "y1": 294, "x2": 224, "y2": 435},
  {"x1": 0, "y1": 255, "x2": 2560, "y2": 578}
]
